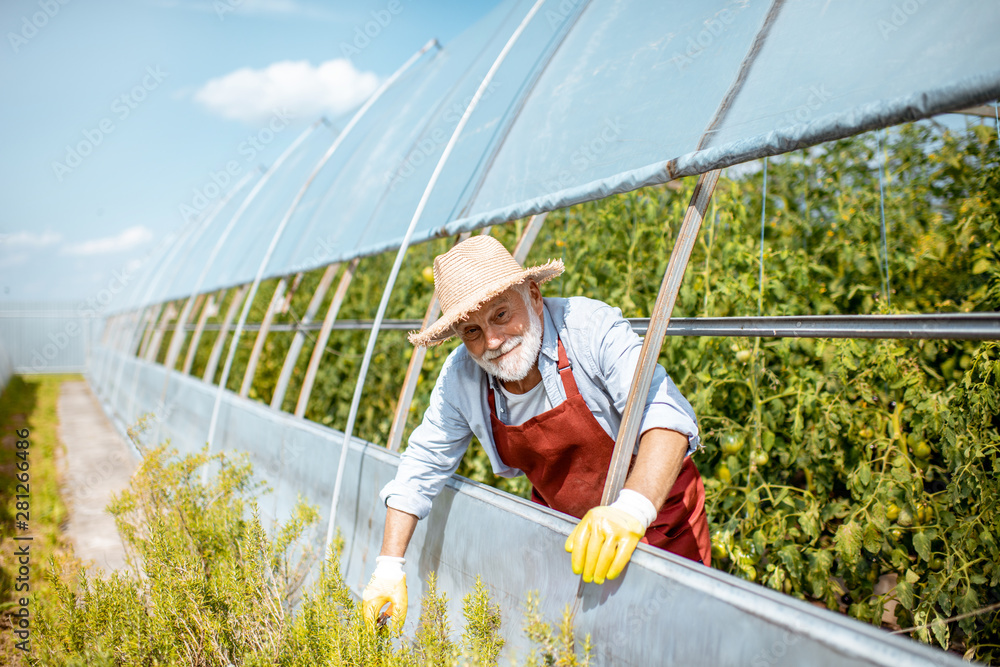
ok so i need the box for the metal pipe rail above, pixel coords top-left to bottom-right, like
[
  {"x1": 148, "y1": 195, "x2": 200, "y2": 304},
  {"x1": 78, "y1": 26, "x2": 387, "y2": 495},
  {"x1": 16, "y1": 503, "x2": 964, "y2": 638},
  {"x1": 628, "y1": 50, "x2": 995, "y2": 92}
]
[
  {"x1": 632, "y1": 313, "x2": 1000, "y2": 340},
  {"x1": 187, "y1": 313, "x2": 1000, "y2": 340}
]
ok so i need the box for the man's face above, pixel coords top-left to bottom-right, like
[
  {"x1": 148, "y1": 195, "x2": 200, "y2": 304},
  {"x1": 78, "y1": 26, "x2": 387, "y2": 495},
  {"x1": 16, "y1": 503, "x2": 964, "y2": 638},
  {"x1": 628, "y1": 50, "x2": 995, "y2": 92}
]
[{"x1": 454, "y1": 282, "x2": 544, "y2": 383}]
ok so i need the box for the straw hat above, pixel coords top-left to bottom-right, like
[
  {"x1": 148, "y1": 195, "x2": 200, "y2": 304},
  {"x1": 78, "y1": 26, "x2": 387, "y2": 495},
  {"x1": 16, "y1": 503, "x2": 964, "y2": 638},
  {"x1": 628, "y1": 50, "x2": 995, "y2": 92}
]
[{"x1": 408, "y1": 235, "x2": 564, "y2": 347}]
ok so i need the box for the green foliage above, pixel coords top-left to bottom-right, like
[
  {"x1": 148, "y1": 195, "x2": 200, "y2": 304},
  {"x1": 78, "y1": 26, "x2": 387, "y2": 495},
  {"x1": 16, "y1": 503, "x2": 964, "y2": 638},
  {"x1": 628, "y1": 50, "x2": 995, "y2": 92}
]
[
  {"x1": 175, "y1": 119, "x2": 999, "y2": 658},
  {"x1": 460, "y1": 576, "x2": 504, "y2": 664},
  {"x1": 32, "y1": 443, "x2": 577, "y2": 665},
  {"x1": 35, "y1": 441, "x2": 295, "y2": 665},
  {"x1": 0, "y1": 375, "x2": 77, "y2": 664},
  {"x1": 522, "y1": 593, "x2": 591, "y2": 667}
]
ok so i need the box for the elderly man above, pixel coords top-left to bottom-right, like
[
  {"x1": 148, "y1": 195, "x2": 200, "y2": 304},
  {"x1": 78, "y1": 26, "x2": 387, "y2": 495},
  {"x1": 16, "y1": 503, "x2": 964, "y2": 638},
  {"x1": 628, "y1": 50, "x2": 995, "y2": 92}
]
[{"x1": 363, "y1": 235, "x2": 710, "y2": 629}]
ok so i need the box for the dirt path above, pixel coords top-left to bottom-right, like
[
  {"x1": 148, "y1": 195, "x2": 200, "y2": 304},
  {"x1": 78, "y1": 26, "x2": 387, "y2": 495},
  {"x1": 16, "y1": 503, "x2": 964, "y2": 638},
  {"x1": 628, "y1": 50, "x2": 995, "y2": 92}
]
[{"x1": 56, "y1": 380, "x2": 135, "y2": 572}]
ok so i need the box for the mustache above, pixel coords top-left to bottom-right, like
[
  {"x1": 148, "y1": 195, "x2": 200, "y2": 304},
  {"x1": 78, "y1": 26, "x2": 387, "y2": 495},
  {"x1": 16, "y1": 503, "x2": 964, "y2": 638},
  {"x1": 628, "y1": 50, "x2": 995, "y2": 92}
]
[{"x1": 482, "y1": 336, "x2": 522, "y2": 360}]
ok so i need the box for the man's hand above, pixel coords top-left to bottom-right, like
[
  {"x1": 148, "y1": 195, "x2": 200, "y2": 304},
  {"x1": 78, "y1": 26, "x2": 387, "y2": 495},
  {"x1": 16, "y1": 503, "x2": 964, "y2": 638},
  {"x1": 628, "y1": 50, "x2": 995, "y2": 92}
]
[
  {"x1": 564, "y1": 489, "x2": 657, "y2": 584},
  {"x1": 362, "y1": 556, "x2": 407, "y2": 630}
]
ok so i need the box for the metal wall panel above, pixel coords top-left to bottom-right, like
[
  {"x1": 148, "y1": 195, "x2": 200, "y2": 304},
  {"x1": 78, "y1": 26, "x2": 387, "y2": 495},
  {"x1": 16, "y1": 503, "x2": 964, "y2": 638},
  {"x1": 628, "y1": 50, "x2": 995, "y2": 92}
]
[
  {"x1": 0, "y1": 303, "x2": 90, "y2": 374},
  {"x1": 89, "y1": 346, "x2": 969, "y2": 667},
  {"x1": 0, "y1": 336, "x2": 12, "y2": 393}
]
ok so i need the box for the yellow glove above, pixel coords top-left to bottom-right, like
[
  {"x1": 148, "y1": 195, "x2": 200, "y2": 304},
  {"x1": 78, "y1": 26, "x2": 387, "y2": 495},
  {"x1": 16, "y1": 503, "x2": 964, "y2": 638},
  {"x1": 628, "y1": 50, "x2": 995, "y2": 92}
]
[
  {"x1": 564, "y1": 489, "x2": 656, "y2": 584},
  {"x1": 362, "y1": 556, "x2": 407, "y2": 631}
]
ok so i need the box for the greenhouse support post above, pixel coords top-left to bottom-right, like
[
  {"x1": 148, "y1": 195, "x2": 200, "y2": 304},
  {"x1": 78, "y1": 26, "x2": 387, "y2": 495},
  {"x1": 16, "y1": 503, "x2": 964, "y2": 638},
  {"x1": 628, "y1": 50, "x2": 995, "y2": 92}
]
[
  {"x1": 294, "y1": 258, "x2": 359, "y2": 418},
  {"x1": 203, "y1": 285, "x2": 248, "y2": 383},
  {"x1": 163, "y1": 293, "x2": 205, "y2": 372},
  {"x1": 600, "y1": 169, "x2": 721, "y2": 505},
  {"x1": 240, "y1": 277, "x2": 288, "y2": 398},
  {"x1": 271, "y1": 263, "x2": 339, "y2": 410},
  {"x1": 182, "y1": 290, "x2": 224, "y2": 375}
]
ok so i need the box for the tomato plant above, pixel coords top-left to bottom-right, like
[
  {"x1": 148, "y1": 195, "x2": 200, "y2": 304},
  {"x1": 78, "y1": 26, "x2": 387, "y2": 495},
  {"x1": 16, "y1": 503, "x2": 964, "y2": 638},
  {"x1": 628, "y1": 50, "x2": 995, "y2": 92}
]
[{"x1": 213, "y1": 119, "x2": 1000, "y2": 660}]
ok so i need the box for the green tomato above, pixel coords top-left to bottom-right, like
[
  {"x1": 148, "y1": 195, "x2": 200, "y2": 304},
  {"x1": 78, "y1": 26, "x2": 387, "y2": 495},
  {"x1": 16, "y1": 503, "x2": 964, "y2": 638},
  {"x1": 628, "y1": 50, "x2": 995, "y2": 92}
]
[
  {"x1": 916, "y1": 502, "x2": 933, "y2": 525},
  {"x1": 721, "y1": 433, "x2": 744, "y2": 455},
  {"x1": 752, "y1": 450, "x2": 769, "y2": 466},
  {"x1": 912, "y1": 440, "x2": 931, "y2": 460},
  {"x1": 896, "y1": 508, "x2": 914, "y2": 527},
  {"x1": 929, "y1": 557, "x2": 945, "y2": 571},
  {"x1": 711, "y1": 542, "x2": 727, "y2": 561},
  {"x1": 736, "y1": 349, "x2": 753, "y2": 364},
  {"x1": 885, "y1": 503, "x2": 900, "y2": 521},
  {"x1": 716, "y1": 465, "x2": 731, "y2": 484}
]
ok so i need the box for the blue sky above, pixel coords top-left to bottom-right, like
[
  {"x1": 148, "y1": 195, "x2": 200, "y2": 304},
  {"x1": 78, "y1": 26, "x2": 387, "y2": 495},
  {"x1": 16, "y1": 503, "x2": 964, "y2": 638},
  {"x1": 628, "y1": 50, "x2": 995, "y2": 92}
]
[{"x1": 0, "y1": 0, "x2": 502, "y2": 305}]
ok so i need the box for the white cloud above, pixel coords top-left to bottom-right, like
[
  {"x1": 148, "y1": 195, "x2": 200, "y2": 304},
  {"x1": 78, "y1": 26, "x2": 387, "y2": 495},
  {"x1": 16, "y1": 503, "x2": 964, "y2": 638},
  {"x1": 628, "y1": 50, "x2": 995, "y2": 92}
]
[
  {"x1": 194, "y1": 58, "x2": 379, "y2": 125},
  {"x1": 145, "y1": 0, "x2": 340, "y2": 20},
  {"x1": 61, "y1": 226, "x2": 154, "y2": 256},
  {"x1": 0, "y1": 231, "x2": 62, "y2": 248}
]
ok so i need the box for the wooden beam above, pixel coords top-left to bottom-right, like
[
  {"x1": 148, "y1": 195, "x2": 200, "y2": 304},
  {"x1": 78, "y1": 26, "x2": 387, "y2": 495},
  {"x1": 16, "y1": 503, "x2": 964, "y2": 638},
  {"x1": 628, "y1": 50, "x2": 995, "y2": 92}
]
[
  {"x1": 952, "y1": 104, "x2": 998, "y2": 118},
  {"x1": 136, "y1": 303, "x2": 164, "y2": 360},
  {"x1": 239, "y1": 278, "x2": 288, "y2": 398},
  {"x1": 600, "y1": 170, "x2": 721, "y2": 506},
  {"x1": 271, "y1": 263, "x2": 339, "y2": 411},
  {"x1": 295, "y1": 258, "x2": 359, "y2": 418},
  {"x1": 182, "y1": 290, "x2": 223, "y2": 375},
  {"x1": 203, "y1": 285, "x2": 247, "y2": 384},
  {"x1": 143, "y1": 302, "x2": 177, "y2": 362},
  {"x1": 164, "y1": 293, "x2": 205, "y2": 372}
]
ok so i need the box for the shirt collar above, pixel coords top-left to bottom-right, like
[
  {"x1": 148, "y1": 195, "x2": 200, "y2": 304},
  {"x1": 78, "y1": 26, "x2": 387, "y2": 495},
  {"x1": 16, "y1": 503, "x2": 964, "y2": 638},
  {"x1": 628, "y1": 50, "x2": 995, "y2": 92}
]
[{"x1": 539, "y1": 299, "x2": 558, "y2": 363}]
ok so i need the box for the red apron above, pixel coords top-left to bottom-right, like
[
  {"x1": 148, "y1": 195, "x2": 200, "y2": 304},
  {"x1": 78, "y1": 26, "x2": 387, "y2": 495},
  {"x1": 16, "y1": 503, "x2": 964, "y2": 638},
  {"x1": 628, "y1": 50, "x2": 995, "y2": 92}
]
[{"x1": 487, "y1": 338, "x2": 711, "y2": 566}]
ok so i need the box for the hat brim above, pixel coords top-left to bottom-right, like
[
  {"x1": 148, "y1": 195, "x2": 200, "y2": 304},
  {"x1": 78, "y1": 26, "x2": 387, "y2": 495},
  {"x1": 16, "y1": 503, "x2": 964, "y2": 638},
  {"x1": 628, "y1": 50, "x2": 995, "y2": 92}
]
[{"x1": 408, "y1": 260, "x2": 564, "y2": 347}]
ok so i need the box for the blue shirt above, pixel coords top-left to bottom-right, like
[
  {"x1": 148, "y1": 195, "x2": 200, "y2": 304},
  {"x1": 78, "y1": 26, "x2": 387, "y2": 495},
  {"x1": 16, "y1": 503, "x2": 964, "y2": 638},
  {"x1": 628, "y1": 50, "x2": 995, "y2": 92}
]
[{"x1": 380, "y1": 296, "x2": 701, "y2": 519}]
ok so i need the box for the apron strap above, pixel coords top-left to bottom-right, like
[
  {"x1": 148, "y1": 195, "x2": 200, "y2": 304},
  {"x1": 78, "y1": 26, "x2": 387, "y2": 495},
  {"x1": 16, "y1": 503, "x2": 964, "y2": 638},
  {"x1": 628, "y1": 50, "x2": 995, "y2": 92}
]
[{"x1": 556, "y1": 338, "x2": 580, "y2": 398}]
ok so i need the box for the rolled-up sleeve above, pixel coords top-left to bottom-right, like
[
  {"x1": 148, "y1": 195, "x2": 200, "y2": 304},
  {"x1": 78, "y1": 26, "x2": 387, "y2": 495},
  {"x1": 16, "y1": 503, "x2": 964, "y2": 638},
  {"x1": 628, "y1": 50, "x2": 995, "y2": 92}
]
[
  {"x1": 591, "y1": 305, "x2": 700, "y2": 454},
  {"x1": 379, "y1": 355, "x2": 473, "y2": 519}
]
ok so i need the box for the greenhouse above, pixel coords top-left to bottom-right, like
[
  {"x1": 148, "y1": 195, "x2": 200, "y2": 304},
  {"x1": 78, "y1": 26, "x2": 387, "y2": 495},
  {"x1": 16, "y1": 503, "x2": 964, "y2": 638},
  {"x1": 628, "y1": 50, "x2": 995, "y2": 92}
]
[{"x1": 2, "y1": 0, "x2": 1000, "y2": 664}]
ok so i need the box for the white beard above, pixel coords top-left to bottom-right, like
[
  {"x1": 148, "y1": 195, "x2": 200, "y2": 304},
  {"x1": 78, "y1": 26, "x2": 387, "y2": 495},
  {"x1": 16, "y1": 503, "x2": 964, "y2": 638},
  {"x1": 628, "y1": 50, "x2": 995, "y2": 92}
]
[{"x1": 472, "y1": 303, "x2": 543, "y2": 383}]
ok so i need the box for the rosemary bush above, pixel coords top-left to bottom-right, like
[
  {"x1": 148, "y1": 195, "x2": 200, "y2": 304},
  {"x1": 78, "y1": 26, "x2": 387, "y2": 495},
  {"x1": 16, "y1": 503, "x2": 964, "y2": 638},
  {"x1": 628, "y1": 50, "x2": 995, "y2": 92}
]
[{"x1": 32, "y1": 442, "x2": 589, "y2": 666}]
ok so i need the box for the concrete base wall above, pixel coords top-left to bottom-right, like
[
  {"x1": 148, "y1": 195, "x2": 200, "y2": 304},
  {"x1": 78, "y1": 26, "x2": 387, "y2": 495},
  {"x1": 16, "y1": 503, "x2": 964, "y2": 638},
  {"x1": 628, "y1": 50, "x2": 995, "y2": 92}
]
[{"x1": 88, "y1": 346, "x2": 968, "y2": 667}]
